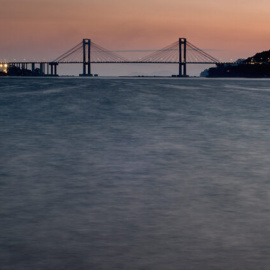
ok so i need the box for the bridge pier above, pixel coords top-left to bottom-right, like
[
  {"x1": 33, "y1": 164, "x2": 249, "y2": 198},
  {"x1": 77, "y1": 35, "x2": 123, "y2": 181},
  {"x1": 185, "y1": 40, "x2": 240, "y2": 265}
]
[
  {"x1": 49, "y1": 62, "x2": 58, "y2": 76},
  {"x1": 40, "y1": 63, "x2": 45, "y2": 75},
  {"x1": 179, "y1": 38, "x2": 187, "y2": 77},
  {"x1": 80, "y1": 39, "x2": 92, "y2": 76},
  {"x1": 22, "y1": 63, "x2": 27, "y2": 70}
]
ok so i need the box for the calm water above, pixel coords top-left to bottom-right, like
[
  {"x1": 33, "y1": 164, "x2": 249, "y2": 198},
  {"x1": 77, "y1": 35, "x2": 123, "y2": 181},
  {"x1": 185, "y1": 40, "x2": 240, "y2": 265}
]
[{"x1": 1, "y1": 77, "x2": 270, "y2": 270}]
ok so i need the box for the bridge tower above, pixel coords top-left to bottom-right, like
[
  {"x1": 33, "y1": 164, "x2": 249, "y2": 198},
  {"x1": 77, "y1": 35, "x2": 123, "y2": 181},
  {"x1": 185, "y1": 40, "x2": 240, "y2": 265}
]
[
  {"x1": 179, "y1": 38, "x2": 187, "y2": 77},
  {"x1": 82, "y1": 39, "x2": 92, "y2": 76}
]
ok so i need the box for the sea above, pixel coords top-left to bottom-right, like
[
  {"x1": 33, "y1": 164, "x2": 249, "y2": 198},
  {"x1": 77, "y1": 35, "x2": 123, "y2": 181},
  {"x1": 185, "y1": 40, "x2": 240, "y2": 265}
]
[{"x1": 1, "y1": 77, "x2": 270, "y2": 270}]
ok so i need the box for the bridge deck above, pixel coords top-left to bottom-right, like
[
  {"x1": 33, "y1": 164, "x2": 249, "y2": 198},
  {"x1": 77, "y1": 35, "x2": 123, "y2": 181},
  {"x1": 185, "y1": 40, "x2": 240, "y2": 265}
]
[{"x1": 6, "y1": 61, "x2": 219, "y2": 64}]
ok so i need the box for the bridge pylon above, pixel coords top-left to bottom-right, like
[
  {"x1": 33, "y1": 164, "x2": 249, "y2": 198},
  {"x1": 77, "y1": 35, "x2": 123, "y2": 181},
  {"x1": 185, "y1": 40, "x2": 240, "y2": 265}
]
[
  {"x1": 81, "y1": 39, "x2": 92, "y2": 76},
  {"x1": 179, "y1": 38, "x2": 187, "y2": 77}
]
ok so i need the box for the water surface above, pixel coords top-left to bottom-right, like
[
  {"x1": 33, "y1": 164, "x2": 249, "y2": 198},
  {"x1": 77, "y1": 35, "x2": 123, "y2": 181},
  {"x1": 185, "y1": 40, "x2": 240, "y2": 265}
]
[{"x1": 1, "y1": 77, "x2": 270, "y2": 270}]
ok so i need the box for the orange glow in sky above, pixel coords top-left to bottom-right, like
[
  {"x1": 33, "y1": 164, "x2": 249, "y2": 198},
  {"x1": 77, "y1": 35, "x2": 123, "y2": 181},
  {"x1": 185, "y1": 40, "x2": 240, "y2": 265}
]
[{"x1": 1, "y1": 0, "x2": 270, "y2": 74}]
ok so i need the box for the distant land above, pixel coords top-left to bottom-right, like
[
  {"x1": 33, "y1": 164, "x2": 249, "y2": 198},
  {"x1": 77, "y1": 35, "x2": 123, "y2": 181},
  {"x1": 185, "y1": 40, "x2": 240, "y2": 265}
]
[
  {"x1": 201, "y1": 50, "x2": 270, "y2": 78},
  {"x1": 0, "y1": 65, "x2": 47, "y2": 77}
]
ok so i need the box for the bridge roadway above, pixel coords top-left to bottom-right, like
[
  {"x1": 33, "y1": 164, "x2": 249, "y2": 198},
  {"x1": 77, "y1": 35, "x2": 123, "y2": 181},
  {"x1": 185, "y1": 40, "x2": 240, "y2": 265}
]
[
  {"x1": 6, "y1": 60, "x2": 236, "y2": 65},
  {"x1": 3, "y1": 60, "x2": 237, "y2": 76}
]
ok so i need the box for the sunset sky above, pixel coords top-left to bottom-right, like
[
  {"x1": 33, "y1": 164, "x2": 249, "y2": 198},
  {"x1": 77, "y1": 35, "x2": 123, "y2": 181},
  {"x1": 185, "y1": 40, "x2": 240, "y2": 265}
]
[{"x1": 1, "y1": 0, "x2": 270, "y2": 75}]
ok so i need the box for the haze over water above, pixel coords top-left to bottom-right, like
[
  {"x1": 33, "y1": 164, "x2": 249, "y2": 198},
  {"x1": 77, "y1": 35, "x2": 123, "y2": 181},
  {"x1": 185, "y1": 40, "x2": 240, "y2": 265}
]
[{"x1": 1, "y1": 77, "x2": 270, "y2": 270}]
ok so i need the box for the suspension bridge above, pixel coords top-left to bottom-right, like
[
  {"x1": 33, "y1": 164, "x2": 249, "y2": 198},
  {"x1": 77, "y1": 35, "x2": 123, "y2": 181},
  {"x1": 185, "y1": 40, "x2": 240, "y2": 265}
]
[{"x1": 2, "y1": 38, "x2": 221, "y2": 77}]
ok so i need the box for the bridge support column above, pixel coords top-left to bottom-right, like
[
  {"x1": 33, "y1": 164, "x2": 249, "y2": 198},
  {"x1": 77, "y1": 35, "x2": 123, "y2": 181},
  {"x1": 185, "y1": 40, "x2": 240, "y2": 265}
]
[
  {"x1": 49, "y1": 62, "x2": 58, "y2": 76},
  {"x1": 40, "y1": 63, "x2": 45, "y2": 75},
  {"x1": 179, "y1": 38, "x2": 187, "y2": 77},
  {"x1": 80, "y1": 39, "x2": 92, "y2": 76}
]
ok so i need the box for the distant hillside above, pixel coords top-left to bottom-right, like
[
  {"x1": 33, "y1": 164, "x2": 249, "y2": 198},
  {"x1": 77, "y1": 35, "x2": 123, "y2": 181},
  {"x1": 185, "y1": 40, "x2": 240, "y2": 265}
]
[
  {"x1": 201, "y1": 49, "x2": 270, "y2": 78},
  {"x1": 244, "y1": 50, "x2": 270, "y2": 64}
]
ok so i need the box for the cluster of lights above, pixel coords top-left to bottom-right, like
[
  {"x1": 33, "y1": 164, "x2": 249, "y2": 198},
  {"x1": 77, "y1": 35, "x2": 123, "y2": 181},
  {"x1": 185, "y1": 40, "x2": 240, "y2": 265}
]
[{"x1": 0, "y1": 63, "x2": 8, "y2": 73}]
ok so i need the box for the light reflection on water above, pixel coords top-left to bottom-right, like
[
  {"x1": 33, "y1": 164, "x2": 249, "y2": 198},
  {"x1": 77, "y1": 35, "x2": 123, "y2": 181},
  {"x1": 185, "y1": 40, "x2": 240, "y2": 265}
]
[{"x1": 1, "y1": 77, "x2": 270, "y2": 270}]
